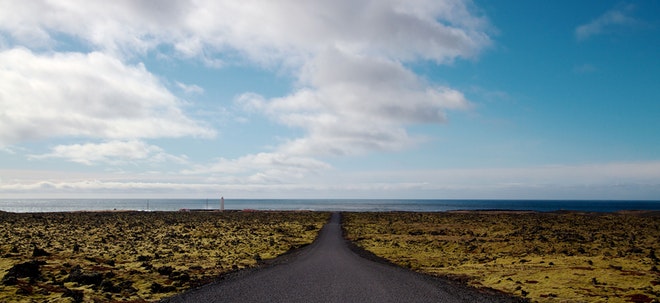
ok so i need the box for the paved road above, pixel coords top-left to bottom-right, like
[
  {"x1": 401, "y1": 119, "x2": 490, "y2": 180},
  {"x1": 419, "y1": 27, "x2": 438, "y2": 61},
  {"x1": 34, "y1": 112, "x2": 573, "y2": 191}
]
[{"x1": 163, "y1": 213, "x2": 523, "y2": 303}]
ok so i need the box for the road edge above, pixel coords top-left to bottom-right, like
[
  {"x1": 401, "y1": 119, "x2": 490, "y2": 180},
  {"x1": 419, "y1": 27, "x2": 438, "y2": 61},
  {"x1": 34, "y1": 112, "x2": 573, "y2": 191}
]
[
  {"x1": 159, "y1": 212, "x2": 334, "y2": 302},
  {"x1": 339, "y1": 212, "x2": 530, "y2": 303}
]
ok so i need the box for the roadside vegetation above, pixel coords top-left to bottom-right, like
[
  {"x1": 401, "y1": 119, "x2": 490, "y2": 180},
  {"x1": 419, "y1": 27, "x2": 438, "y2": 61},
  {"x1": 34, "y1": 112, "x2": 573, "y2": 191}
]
[
  {"x1": 344, "y1": 211, "x2": 660, "y2": 303},
  {"x1": 0, "y1": 210, "x2": 329, "y2": 302}
]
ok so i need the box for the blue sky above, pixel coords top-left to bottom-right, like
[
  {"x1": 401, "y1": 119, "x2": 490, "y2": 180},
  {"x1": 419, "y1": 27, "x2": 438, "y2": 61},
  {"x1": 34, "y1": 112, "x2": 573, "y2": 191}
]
[{"x1": 1, "y1": 0, "x2": 659, "y2": 199}]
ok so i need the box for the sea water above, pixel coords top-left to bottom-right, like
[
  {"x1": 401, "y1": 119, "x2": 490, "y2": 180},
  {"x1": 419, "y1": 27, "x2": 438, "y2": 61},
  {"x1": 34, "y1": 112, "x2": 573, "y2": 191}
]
[{"x1": 1, "y1": 199, "x2": 660, "y2": 213}]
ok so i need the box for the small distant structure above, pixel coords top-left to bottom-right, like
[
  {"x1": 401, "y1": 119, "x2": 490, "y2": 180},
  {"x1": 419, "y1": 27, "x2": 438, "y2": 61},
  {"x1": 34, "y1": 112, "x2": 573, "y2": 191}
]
[{"x1": 220, "y1": 196, "x2": 225, "y2": 212}]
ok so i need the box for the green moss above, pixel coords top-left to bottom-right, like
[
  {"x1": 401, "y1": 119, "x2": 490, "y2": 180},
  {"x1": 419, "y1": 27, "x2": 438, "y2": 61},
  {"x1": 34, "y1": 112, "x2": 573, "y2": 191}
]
[
  {"x1": 344, "y1": 211, "x2": 660, "y2": 303},
  {"x1": 0, "y1": 211, "x2": 329, "y2": 302}
]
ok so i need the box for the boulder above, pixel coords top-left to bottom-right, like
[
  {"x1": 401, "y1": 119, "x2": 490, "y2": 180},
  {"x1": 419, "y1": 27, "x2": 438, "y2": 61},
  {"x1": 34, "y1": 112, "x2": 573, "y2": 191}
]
[
  {"x1": 66, "y1": 265, "x2": 103, "y2": 286},
  {"x1": 2, "y1": 260, "x2": 45, "y2": 285},
  {"x1": 62, "y1": 287, "x2": 84, "y2": 303},
  {"x1": 32, "y1": 246, "x2": 51, "y2": 257},
  {"x1": 150, "y1": 282, "x2": 176, "y2": 293}
]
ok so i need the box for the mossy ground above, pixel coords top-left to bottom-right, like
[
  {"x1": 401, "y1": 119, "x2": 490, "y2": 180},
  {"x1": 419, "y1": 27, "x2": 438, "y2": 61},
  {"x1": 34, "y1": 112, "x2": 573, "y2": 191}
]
[
  {"x1": 344, "y1": 211, "x2": 660, "y2": 303},
  {"x1": 0, "y1": 210, "x2": 329, "y2": 302}
]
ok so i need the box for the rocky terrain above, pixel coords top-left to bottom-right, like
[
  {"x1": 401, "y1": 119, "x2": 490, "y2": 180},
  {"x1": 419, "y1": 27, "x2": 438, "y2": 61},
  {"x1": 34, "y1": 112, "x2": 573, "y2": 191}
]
[
  {"x1": 343, "y1": 211, "x2": 660, "y2": 303},
  {"x1": 0, "y1": 210, "x2": 328, "y2": 302}
]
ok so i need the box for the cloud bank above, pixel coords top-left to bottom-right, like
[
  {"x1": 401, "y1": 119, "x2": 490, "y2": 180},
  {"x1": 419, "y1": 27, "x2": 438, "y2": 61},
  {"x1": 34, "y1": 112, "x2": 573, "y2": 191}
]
[
  {"x1": 2, "y1": 161, "x2": 660, "y2": 199},
  {"x1": 0, "y1": 0, "x2": 490, "y2": 62},
  {"x1": 0, "y1": 1, "x2": 656, "y2": 200},
  {"x1": 0, "y1": 48, "x2": 214, "y2": 147},
  {"x1": 30, "y1": 140, "x2": 188, "y2": 166},
  {"x1": 0, "y1": 0, "x2": 491, "y2": 178},
  {"x1": 240, "y1": 49, "x2": 472, "y2": 156}
]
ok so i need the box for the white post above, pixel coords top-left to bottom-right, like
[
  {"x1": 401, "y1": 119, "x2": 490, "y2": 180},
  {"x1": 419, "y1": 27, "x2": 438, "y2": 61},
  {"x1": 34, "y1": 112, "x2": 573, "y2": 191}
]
[{"x1": 221, "y1": 196, "x2": 225, "y2": 211}]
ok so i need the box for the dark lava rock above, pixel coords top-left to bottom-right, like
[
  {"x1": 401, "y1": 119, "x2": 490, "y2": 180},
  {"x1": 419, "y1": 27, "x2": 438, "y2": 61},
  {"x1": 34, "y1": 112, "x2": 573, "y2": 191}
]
[
  {"x1": 118, "y1": 280, "x2": 137, "y2": 294},
  {"x1": 66, "y1": 265, "x2": 103, "y2": 286},
  {"x1": 2, "y1": 260, "x2": 45, "y2": 285},
  {"x1": 150, "y1": 282, "x2": 176, "y2": 293},
  {"x1": 15, "y1": 284, "x2": 33, "y2": 295},
  {"x1": 100, "y1": 280, "x2": 121, "y2": 293},
  {"x1": 169, "y1": 271, "x2": 190, "y2": 282},
  {"x1": 156, "y1": 266, "x2": 174, "y2": 276},
  {"x1": 32, "y1": 246, "x2": 51, "y2": 257},
  {"x1": 62, "y1": 288, "x2": 84, "y2": 303},
  {"x1": 2, "y1": 275, "x2": 18, "y2": 286},
  {"x1": 141, "y1": 261, "x2": 153, "y2": 270},
  {"x1": 137, "y1": 255, "x2": 152, "y2": 262}
]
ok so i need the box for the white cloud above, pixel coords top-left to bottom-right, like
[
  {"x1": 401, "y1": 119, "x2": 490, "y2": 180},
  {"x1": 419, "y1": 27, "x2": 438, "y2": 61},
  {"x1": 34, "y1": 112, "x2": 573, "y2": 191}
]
[
  {"x1": 0, "y1": 48, "x2": 215, "y2": 147},
  {"x1": 289, "y1": 161, "x2": 660, "y2": 199},
  {"x1": 0, "y1": 0, "x2": 490, "y2": 63},
  {"x1": 0, "y1": 1, "x2": 489, "y2": 155},
  {"x1": 181, "y1": 0, "x2": 490, "y2": 64},
  {"x1": 382, "y1": 162, "x2": 660, "y2": 187},
  {"x1": 575, "y1": 4, "x2": 638, "y2": 41},
  {"x1": 30, "y1": 140, "x2": 188, "y2": 166},
  {"x1": 0, "y1": 0, "x2": 494, "y2": 191},
  {"x1": 0, "y1": 180, "x2": 218, "y2": 196},
  {"x1": 239, "y1": 48, "x2": 471, "y2": 156},
  {"x1": 0, "y1": 0, "x2": 187, "y2": 56},
  {"x1": 1, "y1": 146, "x2": 16, "y2": 154},
  {"x1": 176, "y1": 81, "x2": 204, "y2": 95},
  {"x1": 0, "y1": 0, "x2": 490, "y2": 154},
  {"x1": 184, "y1": 152, "x2": 331, "y2": 183},
  {"x1": 2, "y1": 161, "x2": 660, "y2": 199}
]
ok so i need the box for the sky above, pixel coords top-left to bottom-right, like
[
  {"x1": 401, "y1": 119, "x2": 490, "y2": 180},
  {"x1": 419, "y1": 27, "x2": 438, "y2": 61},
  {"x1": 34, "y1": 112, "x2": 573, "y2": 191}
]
[{"x1": 1, "y1": 0, "x2": 659, "y2": 200}]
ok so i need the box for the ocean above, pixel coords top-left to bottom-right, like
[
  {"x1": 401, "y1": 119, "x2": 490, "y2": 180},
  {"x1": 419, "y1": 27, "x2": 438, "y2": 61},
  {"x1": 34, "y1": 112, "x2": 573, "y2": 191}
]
[{"x1": 1, "y1": 199, "x2": 660, "y2": 213}]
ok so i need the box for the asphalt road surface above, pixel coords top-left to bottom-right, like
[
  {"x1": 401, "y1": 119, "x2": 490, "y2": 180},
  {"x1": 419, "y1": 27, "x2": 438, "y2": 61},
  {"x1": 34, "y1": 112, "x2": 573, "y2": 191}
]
[{"x1": 162, "y1": 213, "x2": 524, "y2": 303}]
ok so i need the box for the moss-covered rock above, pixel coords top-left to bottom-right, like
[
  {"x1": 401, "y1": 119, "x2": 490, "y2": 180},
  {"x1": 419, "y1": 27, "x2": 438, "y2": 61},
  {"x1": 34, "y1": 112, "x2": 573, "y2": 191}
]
[
  {"x1": 344, "y1": 211, "x2": 660, "y2": 303},
  {"x1": 0, "y1": 210, "x2": 328, "y2": 302}
]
